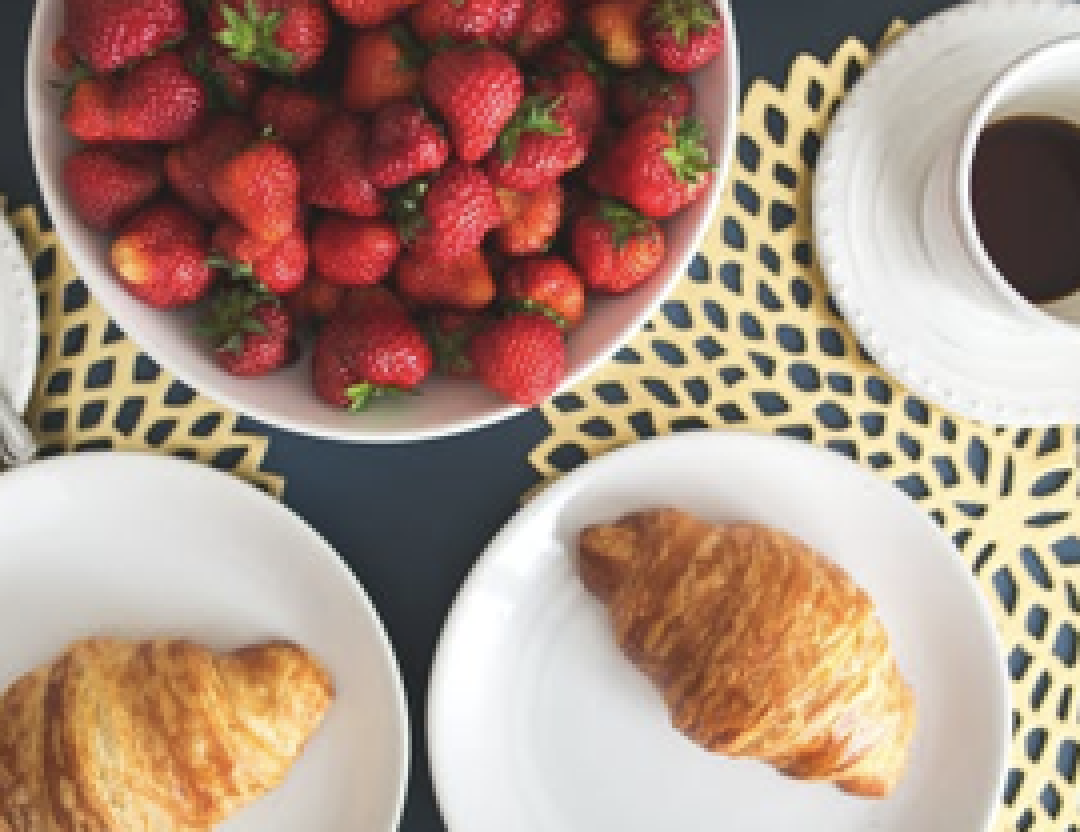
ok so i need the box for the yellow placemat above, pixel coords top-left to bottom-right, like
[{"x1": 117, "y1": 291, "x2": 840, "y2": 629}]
[
  {"x1": 531, "y1": 24, "x2": 1078, "y2": 832},
  {"x1": 8, "y1": 200, "x2": 283, "y2": 497}
]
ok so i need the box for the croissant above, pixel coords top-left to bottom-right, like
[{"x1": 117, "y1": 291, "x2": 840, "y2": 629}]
[
  {"x1": 0, "y1": 638, "x2": 333, "y2": 831},
  {"x1": 579, "y1": 508, "x2": 915, "y2": 797}
]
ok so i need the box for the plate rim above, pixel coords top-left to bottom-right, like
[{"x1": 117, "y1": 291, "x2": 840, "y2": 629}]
[
  {"x1": 0, "y1": 214, "x2": 39, "y2": 414},
  {"x1": 426, "y1": 430, "x2": 1011, "y2": 831},
  {"x1": 0, "y1": 451, "x2": 412, "y2": 832}
]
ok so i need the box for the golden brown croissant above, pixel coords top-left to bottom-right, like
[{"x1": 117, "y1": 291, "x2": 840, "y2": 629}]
[
  {"x1": 579, "y1": 508, "x2": 915, "y2": 797},
  {"x1": 0, "y1": 638, "x2": 333, "y2": 831}
]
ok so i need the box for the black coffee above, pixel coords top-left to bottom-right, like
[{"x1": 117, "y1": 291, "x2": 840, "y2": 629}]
[{"x1": 970, "y1": 115, "x2": 1080, "y2": 303}]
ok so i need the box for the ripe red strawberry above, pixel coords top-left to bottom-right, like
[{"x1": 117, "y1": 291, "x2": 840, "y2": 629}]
[
  {"x1": 65, "y1": 52, "x2": 208, "y2": 143},
  {"x1": 343, "y1": 25, "x2": 425, "y2": 113},
  {"x1": 613, "y1": 68, "x2": 693, "y2": 123},
  {"x1": 312, "y1": 295, "x2": 433, "y2": 409},
  {"x1": 210, "y1": 0, "x2": 330, "y2": 75},
  {"x1": 571, "y1": 199, "x2": 666, "y2": 292},
  {"x1": 183, "y1": 36, "x2": 261, "y2": 112},
  {"x1": 583, "y1": 0, "x2": 648, "y2": 69},
  {"x1": 64, "y1": 145, "x2": 162, "y2": 231},
  {"x1": 496, "y1": 183, "x2": 562, "y2": 255},
  {"x1": 410, "y1": 0, "x2": 501, "y2": 43},
  {"x1": 515, "y1": 0, "x2": 570, "y2": 56},
  {"x1": 423, "y1": 46, "x2": 523, "y2": 163},
  {"x1": 210, "y1": 136, "x2": 299, "y2": 242},
  {"x1": 212, "y1": 223, "x2": 310, "y2": 294},
  {"x1": 468, "y1": 313, "x2": 565, "y2": 406},
  {"x1": 300, "y1": 114, "x2": 383, "y2": 217},
  {"x1": 328, "y1": 0, "x2": 420, "y2": 27},
  {"x1": 504, "y1": 256, "x2": 585, "y2": 329},
  {"x1": 491, "y1": 0, "x2": 526, "y2": 44},
  {"x1": 397, "y1": 249, "x2": 495, "y2": 310},
  {"x1": 588, "y1": 113, "x2": 712, "y2": 218},
  {"x1": 313, "y1": 216, "x2": 400, "y2": 287},
  {"x1": 285, "y1": 276, "x2": 346, "y2": 324},
  {"x1": 488, "y1": 93, "x2": 585, "y2": 192},
  {"x1": 398, "y1": 164, "x2": 503, "y2": 264},
  {"x1": 65, "y1": 0, "x2": 189, "y2": 73},
  {"x1": 367, "y1": 100, "x2": 449, "y2": 190},
  {"x1": 166, "y1": 115, "x2": 257, "y2": 221},
  {"x1": 200, "y1": 289, "x2": 295, "y2": 377},
  {"x1": 644, "y1": 0, "x2": 725, "y2": 73},
  {"x1": 254, "y1": 85, "x2": 331, "y2": 147},
  {"x1": 110, "y1": 201, "x2": 214, "y2": 308}
]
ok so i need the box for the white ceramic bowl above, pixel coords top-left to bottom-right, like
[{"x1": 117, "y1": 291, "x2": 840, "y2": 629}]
[{"x1": 26, "y1": 3, "x2": 739, "y2": 442}]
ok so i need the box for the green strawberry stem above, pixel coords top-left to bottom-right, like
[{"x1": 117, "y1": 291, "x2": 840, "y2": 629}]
[
  {"x1": 498, "y1": 95, "x2": 565, "y2": 162},
  {"x1": 391, "y1": 24, "x2": 430, "y2": 71},
  {"x1": 215, "y1": 0, "x2": 295, "y2": 74},
  {"x1": 389, "y1": 179, "x2": 431, "y2": 244},
  {"x1": 51, "y1": 61, "x2": 93, "y2": 106},
  {"x1": 506, "y1": 298, "x2": 568, "y2": 332},
  {"x1": 597, "y1": 199, "x2": 654, "y2": 250},
  {"x1": 196, "y1": 286, "x2": 269, "y2": 354},
  {"x1": 662, "y1": 116, "x2": 714, "y2": 184},
  {"x1": 427, "y1": 317, "x2": 477, "y2": 375},
  {"x1": 346, "y1": 384, "x2": 412, "y2": 412},
  {"x1": 648, "y1": 0, "x2": 719, "y2": 46}
]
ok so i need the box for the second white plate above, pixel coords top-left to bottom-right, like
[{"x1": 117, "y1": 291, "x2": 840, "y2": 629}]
[{"x1": 428, "y1": 432, "x2": 1009, "y2": 832}]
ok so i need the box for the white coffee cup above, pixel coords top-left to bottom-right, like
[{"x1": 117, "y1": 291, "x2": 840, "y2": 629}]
[{"x1": 920, "y1": 34, "x2": 1080, "y2": 333}]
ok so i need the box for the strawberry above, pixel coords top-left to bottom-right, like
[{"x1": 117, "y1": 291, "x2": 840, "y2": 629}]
[
  {"x1": 428, "y1": 309, "x2": 484, "y2": 377},
  {"x1": 64, "y1": 145, "x2": 162, "y2": 231},
  {"x1": 367, "y1": 100, "x2": 449, "y2": 190},
  {"x1": 395, "y1": 164, "x2": 503, "y2": 264},
  {"x1": 468, "y1": 312, "x2": 565, "y2": 406},
  {"x1": 571, "y1": 199, "x2": 666, "y2": 292},
  {"x1": 343, "y1": 25, "x2": 425, "y2": 113},
  {"x1": 184, "y1": 36, "x2": 261, "y2": 112},
  {"x1": 110, "y1": 201, "x2": 214, "y2": 308},
  {"x1": 533, "y1": 68, "x2": 604, "y2": 141},
  {"x1": 65, "y1": 0, "x2": 189, "y2": 73},
  {"x1": 583, "y1": 0, "x2": 648, "y2": 69},
  {"x1": 423, "y1": 46, "x2": 523, "y2": 163},
  {"x1": 210, "y1": 135, "x2": 299, "y2": 242},
  {"x1": 328, "y1": 0, "x2": 420, "y2": 27},
  {"x1": 64, "y1": 51, "x2": 208, "y2": 143},
  {"x1": 410, "y1": 0, "x2": 501, "y2": 43},
  {"x1": 496, "y1": 183, "x2": 562, "y2": 255},
  {"x1": 285, "y1": 277, "x2": 346, "y2": 324},
  {"x1": 396, "y1": 248, "x2": 495, "y2": 310},
  {"x1": 199, "y1": 289, "x2": 295, "y2": 377},
  {"x1": 488, "y1": 93, "x2": 586, "y2": 192},
  {"x1": 313, "y1": 215, "x2": 400, "y2": 287},
  {"x1": 254, "y1": 85, "x2": 331, "y2": 147},
  {"x1": 312, "y1": 294, "x2": 433, "y2": 409},
  {"x1": 491, "y1": 0, "x2": 526, "y2": 44},
  {"x1": 587, "y1": 113, "x2": 712, "y2": 218},
  {"x1": 515, "y1": 0, "x2": 570, "y2": 56},
  {"x1": 503, "y1": 256, "x2": 585, "y2": 329},
  {"x1": 612, "y1": 68, "x2": 693, "y2": 123},
  {"x1": 644, "y1": 0, "x2": 725, "y2": 73},
  {"x1": 300, "y1": 114, "x2": 383, "y2": 217},
  {"x1": 212, "y1": 223, "x2": 310, "y2": 294},
  {"x1": 210, "y1": 0, "x2": 330, "y2": 75},
  {"x1": 166, "y1": 114, "x2": 257, "y2": 221}
]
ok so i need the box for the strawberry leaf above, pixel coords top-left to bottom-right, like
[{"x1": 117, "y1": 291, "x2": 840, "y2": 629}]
[
  {"x1": 662, "y1": 116, "x2": 714, "y2": 184},
  {"x1": 197, "y1": 286, "x2": 268, "y2": 353},
  {"x1": 215, "y1": 0, "x2": 295, "y2": 74},
  {"x1": 498, "y1": 95, "x2": 565, "y2": 162},
  {"x1": 507, "y1": 298, "x2": 568, "y2": 331},
  {"x1": 648, "y1": 0, "x2": 719, "y2": 47},
  {"x1": 596, "y1": 199, "x2": 654, "y2": 250},
  {"x1": 389, "y1": 179, "x2": 432, "y2": 244}
]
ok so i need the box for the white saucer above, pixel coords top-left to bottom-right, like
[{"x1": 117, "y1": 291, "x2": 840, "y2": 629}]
[
  {"x1": 0, "y1": 453, "x2": 410, "y2": 832},
  {"x1": 814, "y1": 0, "x2": 1080, "y2": 425},
  {"x1": 0, "y1": 216, "x2": 38, "y2": 413},
  {"x1": 428, "y1": 433, "x2": 1009, "y2": 832}
]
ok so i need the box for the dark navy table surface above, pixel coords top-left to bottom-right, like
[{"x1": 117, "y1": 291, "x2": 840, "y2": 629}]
[{"x1": 3, "y1": 0, "x2": 950, "y2": 828}]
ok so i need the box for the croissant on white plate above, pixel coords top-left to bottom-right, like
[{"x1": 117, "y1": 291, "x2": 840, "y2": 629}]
[
  {"x1": 579, "y1": 508, "x2": 915, "y2": 797},
  {"x1": 0, "y1": 638, "x2": 333, "y2": 830}
]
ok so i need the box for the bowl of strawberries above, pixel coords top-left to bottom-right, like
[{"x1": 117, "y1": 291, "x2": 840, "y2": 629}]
[{"x1": 27, "y1": 0, "x2": 738, "y2": 442}]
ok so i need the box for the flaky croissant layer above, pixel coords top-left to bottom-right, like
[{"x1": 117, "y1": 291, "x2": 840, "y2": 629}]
[
  {"x1": 0, "y1": 638, "x2": 333, "y2": 831},
  {"x1": 580, "y1": 508, "x2": 915, "y2": 798}
]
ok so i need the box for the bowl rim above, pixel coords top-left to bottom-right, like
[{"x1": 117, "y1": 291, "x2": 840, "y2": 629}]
[{"x1": 26, "y1": 2, "x2": 740, "y2": 444}]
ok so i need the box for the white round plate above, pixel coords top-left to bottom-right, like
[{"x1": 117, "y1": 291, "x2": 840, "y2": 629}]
[
  {"x1": 814, "y1": 1, "x2": 1080, "y2": 425},
  {"x1": 0, "y1": 216, "x2": 38, "y2": 414},
  {"x1": 429, "y1": 432, "x2": 1009, "y2": 832},
  {"x1": 0, "y1": 453, "x2": 409, "y2": 832},
  {"x1": 26, "y1": 0, "x2": 739, "y2": 443}
]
